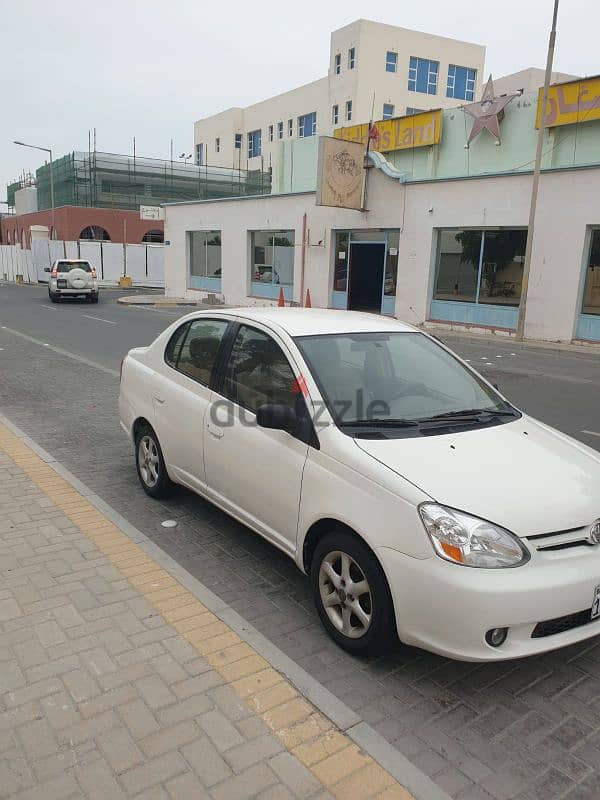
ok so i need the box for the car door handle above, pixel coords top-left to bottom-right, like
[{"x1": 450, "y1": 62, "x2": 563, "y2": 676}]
[{"x1": 206, "y1": 421, "x2": 224, "y2": 439}]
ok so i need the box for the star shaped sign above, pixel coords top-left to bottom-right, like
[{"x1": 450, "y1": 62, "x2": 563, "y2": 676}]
[{"x1": 463, "y1": 75, "x2": 519, "y2": 147}]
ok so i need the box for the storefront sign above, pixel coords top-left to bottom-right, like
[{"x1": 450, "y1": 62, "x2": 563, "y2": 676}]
[
  {"x1": 536, "y1": 76, "x2": 600, "y2": 128},
  {"x1": 140, "y1": 205, "x2": 164, "y2": 220},
  {"x1": 316, "y1": 137, "x2": 364, "y2": 210},
  {"x1": 334, "y1": 109, "x2": 441, "y2": 153}
]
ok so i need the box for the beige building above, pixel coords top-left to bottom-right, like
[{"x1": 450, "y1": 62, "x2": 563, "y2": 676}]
[
  {"x1": 493, "y1": 67, "x2": 579, "y2": 96},
  {"x1": 194, "y1": 19, "x2": 485, "y2": 171}
]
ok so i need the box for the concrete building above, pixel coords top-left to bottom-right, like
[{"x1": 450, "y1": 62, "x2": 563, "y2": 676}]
[
  {"x1": 165, "y1": 75, "x2": 600, "y2": 345},
  {"x1": 493, "y1": 67, "x2": 579, "y2": 96},
  {"x1": 194, "y1": 19, "x2": 485, "y2": 171}
]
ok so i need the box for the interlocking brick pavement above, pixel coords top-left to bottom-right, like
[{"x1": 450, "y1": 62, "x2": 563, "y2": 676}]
[{"x1": 0, "y1": 425, "x2": 412, "y2": 800}]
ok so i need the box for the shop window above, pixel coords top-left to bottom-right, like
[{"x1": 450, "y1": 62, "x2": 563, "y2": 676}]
[
  {"x1": 433, "y1": 229, "x2": 526, "y2": 306},
  {"x1": 142, "y1": 229, "x2": 164, "y2": 243},
  {"x1": 582, "y1": 230, "x2": 600, "y2": 316},
  {"x1": 447, "y1": 65, "x2": 476, "y2": 101},
  {"x1": 189, "y1": 231, "x2": 222, "y2": 280},
  {"x1": 408, "y1": 56, "x2": 438, "y2": 94},
  {"x1": 80, "y1": 225, "x2": 110, "y2": 241},
  {"x1": 251, "y1": 230, "x2": 294, "y2": 296},
  {"x1": 333, "y1": 232, "x2": 349, "y2": 291}
]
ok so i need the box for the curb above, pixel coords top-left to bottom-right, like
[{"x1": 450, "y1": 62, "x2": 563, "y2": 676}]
[
  {"x1": 117, "y1": 296, "x2": 199, "y2": 306},
  {"x1": 0, "y1": 409, "x2": 451, "y2": 800}
]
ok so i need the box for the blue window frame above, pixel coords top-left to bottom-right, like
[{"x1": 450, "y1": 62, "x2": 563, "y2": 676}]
[
  {"x1": 385, "y1": 51, "x2": 397, "y2": 73},
  {"x1": 447, "y1": 65, "x2": 476, "y2": 101},
  {"x1": 334, "y1": 53, "x2": 341, "y2": 75},
  {"x1": 248, "y1": 129, "x2": 261, "y2": 159},
  {"x1": 298, "y1": 112, "x2": 317, "y2": 138},
  {"x1": 382, "y1": 103, "x2": 395, "y2": 120},
  {"x1": 234, "y1": 133, "x2": 242, "y2": 149},
  {"x1": 348, "y1": 47, "x2": 355, "y2": 69},
  {"x1": 195, "y1": 143, "x2": 204, "y2": 166},
  {"x1": 408, "y1": 57, "x2": 438, "y2": 94}
]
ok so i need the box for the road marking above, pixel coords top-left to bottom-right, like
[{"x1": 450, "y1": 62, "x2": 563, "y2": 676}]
[
  {"x1": 583, "y1": 430, "x2": 600, "y2": 438},
  {"x1": 41, "y1": 305, "x2": 57, "y2": 311},
  {"x1": 81, "y1": 315, "x2": 117, "y2": 325}
]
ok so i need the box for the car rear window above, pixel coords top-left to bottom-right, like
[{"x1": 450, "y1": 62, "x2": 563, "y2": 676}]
[{"x1": 56, "y1": 261, "x2": 93, "y2": 273}]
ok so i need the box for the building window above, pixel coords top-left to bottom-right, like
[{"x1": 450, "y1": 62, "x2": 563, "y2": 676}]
[
  {"x1": 447, "y1": 65, "x2": 476, "y2": 101},
  {"x1": 80, "y1": 225, "x2": 110, "y2": 241},
  {"x1": 385, "y1": 51, "x2": 397, "y2": 73},
  {"x1": 215, "y1": 137, "x2": 220, "y2": 153},
  {"x1": 582, "y1": 230, "x2": 600, "y2": 316},
  {"x1": 298, "y1": 112, "x2": 317, "y2": 138},
  {"x1": 332, "y1": 104, "x2": 339, "y2": 125},
  {"x1": 189, "y1": 230, "x2": 222, "y2": 284},
  {"x1": 288, "y1": 118, "x2": 293, "y2": 137},
  {"x1": 434, "y1": 229, "x2": 527, "y2": 306},
  {"x1": 406, "y1": 107, "x2": 425, "y2": 116},
  {"x1": 277, "y1": 121, "x2": 283, "y2": 140},
  {"x1": 348, "y1": 47, "x2": 355, "y2": 69},
  {"x1": 195, "y1": 143, "x2": 204, "y2": 165},
  {"x1": 334, "y1": 53, "x2": 341, "y2": 75},
  {"x1": 382, "y1": 103, "x2": 395, "y2": 120},
  {"x1": 269, "y1": 125, "x2": 274, "y2": 142},
  {"x1": 408, "y1": 56, "x2": 439, "y2": 94},
  {"x1": 248, "y1": 129, "x2": 261, "y2": 159},
  {"x1": 142, "y1": 229, "x2": 164, "y2": 243},
  {"x1": 234, "y1": 133, "x2": 242, "y2": 149},
  {"x1": 345, "y1": 100, "x2": 352, "y2": 121},
  {"x1": 251, "y1": 230, "x2": 295, "y2": 297}
]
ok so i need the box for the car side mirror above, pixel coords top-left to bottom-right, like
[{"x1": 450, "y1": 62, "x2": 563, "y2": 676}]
[
  {"x1": 44, "y1": 267, "x2": 51, "y2": 273},
  {"x1": 256, "y1": 404, "x2": 297, "y2": 434}
]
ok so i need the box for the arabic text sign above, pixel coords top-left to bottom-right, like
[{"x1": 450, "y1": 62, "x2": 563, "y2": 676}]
[
  {"x1": 536, "y1": 76, "x2": 600, "y2": 129},
  {"x1": 334, "y1": 110, "x2": 442, "y2": 153},
  {"x1": 140, "y1": 205, "x2": 164, "y2": 221}
]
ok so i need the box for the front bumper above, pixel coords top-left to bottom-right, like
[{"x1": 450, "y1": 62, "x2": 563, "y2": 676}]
[{"x1": 378, "y1": 545, "x2": 600, "y2": 661}]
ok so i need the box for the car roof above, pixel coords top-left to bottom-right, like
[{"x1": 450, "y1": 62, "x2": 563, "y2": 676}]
[{"x1": 196, "y1": 307, "x2": 418, "y2": 337}]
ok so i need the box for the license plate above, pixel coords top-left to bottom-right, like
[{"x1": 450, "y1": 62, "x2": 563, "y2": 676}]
[
  {"x1": 592, "y1": 586, "x2": 600, "y2": 620},
  {"x1": 57, "y1": 280, "x2": 67, "y2": 288}
]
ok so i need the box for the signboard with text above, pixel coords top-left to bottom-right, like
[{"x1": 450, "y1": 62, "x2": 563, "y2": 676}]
[
  {"x1": 536, "y1": 76, "x2": 600, "y2": 129},
  {"x1": 334, "y1": 109, "x2": 442, "y2": 154},
  {"x1": 140, "y1": 205, "x2": 164, "y2": 221}
]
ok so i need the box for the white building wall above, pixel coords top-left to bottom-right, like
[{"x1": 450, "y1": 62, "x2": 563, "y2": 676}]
[{"x1": 493, "y1": 68, "x2": 579, "y2": 96}]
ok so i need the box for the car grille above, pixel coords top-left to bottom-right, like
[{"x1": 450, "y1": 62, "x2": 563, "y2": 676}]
[
  {"x1": 532, "y1": 608, "x2": 596, "y2": 638},
  {"x1": 526, "y1": 527, "x2": 591, "y2": 552}
]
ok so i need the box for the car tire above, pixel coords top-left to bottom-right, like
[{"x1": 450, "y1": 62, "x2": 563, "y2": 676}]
[
  {"x1": 134, "y1": 423, "x2": 175, "y2": 499},
  {"x1": 49, "y1": 292, "x2": 59, "y2": 303},
  {"x1": 91, "y1": 293, "x2": 99, "y2": 304},
  {"x1": 311, "y1": 529, "x2": 397, "y2": 655}
]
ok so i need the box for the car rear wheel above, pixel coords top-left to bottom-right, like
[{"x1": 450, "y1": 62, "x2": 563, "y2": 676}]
[
  {"x1": 135, "y1": 424, "x2": 175, "y2": 498},
  {"x1": 49, "y1": 293, "x2": 59, "y2": 303},
  {"x1": 311, "y1": 530, "x2": 397, "y2": 655}
]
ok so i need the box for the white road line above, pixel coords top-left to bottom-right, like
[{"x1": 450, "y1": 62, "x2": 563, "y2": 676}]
[
  {"x1": 81, "y1": 315, "x2": 117, "y2": 325},
  {"x1": 583, "y1": 430, "x2": 600, "y2": 438},
  {"x1": 41, "y1": 305, "x2": 57, "y2": 311}
]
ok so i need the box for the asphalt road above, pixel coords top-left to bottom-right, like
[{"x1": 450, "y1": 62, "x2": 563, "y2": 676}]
[{"x1": 2, "y1": 282, "x2": 600, "y2": 800}]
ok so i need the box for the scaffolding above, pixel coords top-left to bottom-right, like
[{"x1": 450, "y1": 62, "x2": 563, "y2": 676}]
[{"x1": 23, "y1": 151, "x2": 271, "y2": 211}]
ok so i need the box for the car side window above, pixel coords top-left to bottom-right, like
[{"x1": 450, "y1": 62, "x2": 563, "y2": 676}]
[
  {"x1": 164, "y1": 322, "x2": 190, "y2": 369},
  {"x1": 168, "y1": 319, "x2": 229, "y2": 387},
  {"x1": 223, "y1": 325, "x2": 299, "y2": 414}
]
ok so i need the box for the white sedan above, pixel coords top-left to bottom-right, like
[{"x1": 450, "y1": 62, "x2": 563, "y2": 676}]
[{"x1": 119, "y1": 308, "x2": 600, "y2": 661}]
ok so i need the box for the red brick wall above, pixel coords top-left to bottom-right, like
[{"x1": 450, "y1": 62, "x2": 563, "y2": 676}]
[{"x1": 1, "y1": 206, "x2": 164, "y2": 247}]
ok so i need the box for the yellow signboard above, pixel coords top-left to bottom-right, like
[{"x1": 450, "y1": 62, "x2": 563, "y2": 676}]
[
  {"x1": 334, "y1": 109, "x2": 442, "y2": 153},
  {"x1": 536, "y1": 76, "x2": 600, "y2": 129}
]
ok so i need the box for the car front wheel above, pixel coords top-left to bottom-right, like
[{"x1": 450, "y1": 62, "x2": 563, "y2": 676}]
[
  {"x1": 135, "y1": 424, "x2": 174, "y2": 498},
  {"x1": 311, "y1": 530, "x2": 397, "y2": 655}
]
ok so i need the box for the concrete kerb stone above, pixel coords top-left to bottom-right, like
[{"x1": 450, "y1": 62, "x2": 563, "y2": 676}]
[{"x1": 0, "y1": 410, "x2": 450, "y2": 800}]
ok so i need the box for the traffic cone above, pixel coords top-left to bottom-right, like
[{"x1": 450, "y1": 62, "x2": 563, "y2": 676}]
[
  {"x1": 304, "y1": 288, "x2": 312, "y2": 308},
  {"x1": 277, "y1": 287, "x2": 285, "y2": 307}
]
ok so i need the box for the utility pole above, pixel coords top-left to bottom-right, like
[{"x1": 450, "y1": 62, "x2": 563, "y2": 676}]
[{"x1": 515, "y1": 0, "x2": 559, "y2": 341}]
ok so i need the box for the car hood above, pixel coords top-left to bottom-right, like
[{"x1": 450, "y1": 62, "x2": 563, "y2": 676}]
[{"x1": 354, "y1": 416, "x2": 600, "y2": 537}]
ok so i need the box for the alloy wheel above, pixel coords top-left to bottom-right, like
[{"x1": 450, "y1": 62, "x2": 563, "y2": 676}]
[
  {"x1": 318, "y1": 550, "x2": 372, "y2": 639},
  {"x1": 138, "y1": 435, "x2": 160, "y2": 488}
]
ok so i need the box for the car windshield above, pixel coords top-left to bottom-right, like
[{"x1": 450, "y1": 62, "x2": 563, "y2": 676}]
[
  {"x1": 295, "y1": 331, "x2": 516, "y2": 426},
  {"x1": 56, "y1": 261, "x2": 92, "y2": 273}
]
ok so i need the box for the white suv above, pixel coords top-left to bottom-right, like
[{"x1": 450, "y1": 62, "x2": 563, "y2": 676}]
[
  {"x1": 119, "y1": 307, "x2": 600, "y2": 661},
  {"x1": 48, "y1": 259, "x2": 99, "y2": 303}
]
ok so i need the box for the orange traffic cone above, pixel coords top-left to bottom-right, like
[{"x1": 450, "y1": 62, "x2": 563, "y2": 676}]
[
  {"x1": 304, "y1": 288, "x2": 312, "y2": 308},
  {"x1": 277, "y1": 287, "x2": 285, "y2": 307}
]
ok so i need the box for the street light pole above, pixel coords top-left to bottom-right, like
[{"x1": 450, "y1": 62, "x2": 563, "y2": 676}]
[
  {"x1": 13, "y1": 141, "x2": 55, "y2": 239},
  {"x1": 515, "y1": 0, "x2": 559, "y2": 341}
]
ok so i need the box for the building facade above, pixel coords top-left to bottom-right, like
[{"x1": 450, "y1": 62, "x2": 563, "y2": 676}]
[
  {"x1": 194, "y1": 19, "x2": 485, "y2": 171},
  {"x1": 166, "y1": 76, "x2": 600, "y2": 345}
]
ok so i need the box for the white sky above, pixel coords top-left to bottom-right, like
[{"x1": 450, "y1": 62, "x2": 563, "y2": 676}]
[{"x1": 1, "y1": 0, "x2": 597, "y2": 200}]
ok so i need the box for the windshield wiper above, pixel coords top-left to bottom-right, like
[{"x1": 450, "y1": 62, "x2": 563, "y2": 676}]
[
  {"x1": 421, "y1": 407, "x2": 518, "y2": 422},
  {"x1": 341, "y1": 418, "x2": 419, "y2": 428}
]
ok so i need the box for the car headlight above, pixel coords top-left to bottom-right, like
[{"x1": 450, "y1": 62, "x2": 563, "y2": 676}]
[{"x1": 419, "y1": 503, "x2": 530, "y2": 568}]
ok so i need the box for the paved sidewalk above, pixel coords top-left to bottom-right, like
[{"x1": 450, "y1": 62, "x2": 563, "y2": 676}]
[{"x1": 0, "y1": 423, "x2": 412, "y2": 800}]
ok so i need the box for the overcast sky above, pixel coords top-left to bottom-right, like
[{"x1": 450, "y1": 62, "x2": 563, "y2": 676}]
[{"x1": 1, "y1": 0, "x2": 597, "y2": 201}]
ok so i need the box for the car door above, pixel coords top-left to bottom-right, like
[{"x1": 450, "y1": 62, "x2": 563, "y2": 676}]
[
  {"x1": 204, "y1": 322, "x2": 311, "y2": 554},
  {"x1": 151, "y1": 317, "x2": 230, "y2": 492}
]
